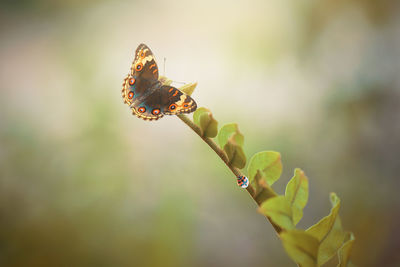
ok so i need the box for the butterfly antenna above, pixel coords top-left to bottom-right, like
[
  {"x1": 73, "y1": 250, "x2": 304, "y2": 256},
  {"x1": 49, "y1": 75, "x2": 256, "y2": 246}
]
[
  {"x1": 162, "y1": 56, "x2": 185, "y2": 85},
  {"x1": 163, "y1": 57, "x2": 166, "y2": 76},
  {"x1": 173, "y1": 80, "x2": 186, "y2": 85}
]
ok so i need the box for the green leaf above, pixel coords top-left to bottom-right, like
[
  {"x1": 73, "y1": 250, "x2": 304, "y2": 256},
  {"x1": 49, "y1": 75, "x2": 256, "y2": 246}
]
[
  {"x1": 307, "y1": 193, "x2": 340, "y2": 240},
  {"x1": 216, "y1": 123, "x2": 246, "y2": 168},
  {"x1": 223, "y1": 134, "x2": 246, "y2": 169},
  {"x1": 193, "y1": 107, "x2": 218, "y2": 138},
  {"x1": 337, "y1": 232, "x2": 355, "y2": 267},
  {"x1": 179, "y1": 82, "x2": 197, "y2": 96},
  {"x1": 199, "y1": 113, "x2": 218, "y2": 138},
  {"x1": 258, "y1": 196, "x2": 294, "y2": 230},
  {"x1": 307, "y1": 193, "x2": 346, "y2": 266},
  {"x1": 280, "y1": 230, "x2": 319, "y2": 267},
  {"x1": 193, "y1": 107, "x2": 209, "y2": 125},
  {"x1": 319, "y1": 216, "x2": 347, "y2": 266},
  {"x1": 285, "y1": 168, "x2": 309, "y2": 225},
  {"x1": 217, "y1": 123, "x2": 244, "y2": 148},
  {"x1": 253, "y1": 180, "x2": 278, "y2": 205},
  {"x1": 247, "y1": 151, "x2": 282, "y2": 186},
  {"x1": 159, "y1": 75, "x2": 173, "y2": 85}
]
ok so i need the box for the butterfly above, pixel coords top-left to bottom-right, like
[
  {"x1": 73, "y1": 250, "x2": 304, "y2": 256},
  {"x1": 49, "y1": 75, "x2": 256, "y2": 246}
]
[{"x1": 122, "y1": 44, "x2": 197, "y2": 121}]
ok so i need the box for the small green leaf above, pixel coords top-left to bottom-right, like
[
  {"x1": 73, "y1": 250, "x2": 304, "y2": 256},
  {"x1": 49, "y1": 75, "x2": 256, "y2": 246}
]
[
  {"x1": 259, "y1": 196, "x2": 294, "y2": 230},
  {"x1": 159, "y1": 75, "x2": 173, "y2": 85},
  {"x1": 199, "y1": 113, "x2": 218, "y2": 138},
  {"x1": 223, "y1": 134, "x2": 246, "y2": 169},
  {"x1": 337, "y1": 232, "x2": 355, "y2": 267},
  {"x1": 307, "y1": 193, "x2": 346, "y2": 266},
  {"x1": 319, "y1": 216, "x2": 346, "y2": 266},
  {"x1": 179, "y1": 82, "x2": 197, "y2": 96},
  {"x1": 193, "y1": 107, "x2": 218, "y2": 138},
  {"x1": 254, "y1": 180, "x2": 278, "y2": 205},
  {"x1": 248, "y1": 151, "x2": 282, "y2": 186},
  {"x1": 285, "y1": 168, "x2": 309, "y2": 225},
  {"x1": 193, "y1": 107, "x2": 209, "y2": 126},
  {"x1": 217, "y1": 123, "x2": 244, "y2": 148},
  {"x1": 280, "y1": 230, "x2": 319, "y2": 267},
  {"x1": 307, "y1": 193, "x2": 340, "y2": 240}
]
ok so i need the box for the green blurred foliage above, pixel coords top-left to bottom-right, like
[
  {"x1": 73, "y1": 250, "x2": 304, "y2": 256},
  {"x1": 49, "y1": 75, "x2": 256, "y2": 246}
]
[{"x1": 249, "y1": 151, "x2": 352, "y2": 266}]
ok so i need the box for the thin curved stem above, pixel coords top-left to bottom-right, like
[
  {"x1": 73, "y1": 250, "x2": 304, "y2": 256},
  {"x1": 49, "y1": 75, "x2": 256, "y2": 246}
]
[
  {"x1": 178, "y1": 114, "x2": 255, "y2": 198},
  {"x1": 177, "y1": 114, "x2": 282, "y2": 233},
  {"x1": 177, "y1": 114, "x2": 256, "y2": 197}
]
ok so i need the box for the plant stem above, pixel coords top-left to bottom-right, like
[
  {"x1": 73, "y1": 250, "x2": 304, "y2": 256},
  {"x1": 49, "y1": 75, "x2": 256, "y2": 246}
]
[{"x1": 177, "y1": 114, "x2": 282, "y2": 233}]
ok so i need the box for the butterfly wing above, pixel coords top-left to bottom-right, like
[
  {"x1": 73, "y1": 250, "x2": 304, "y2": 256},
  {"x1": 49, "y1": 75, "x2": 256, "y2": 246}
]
[
  {"x1": 131, "y1": 85, "x2": 197, "y2": 121},
  {"x1": 130, "y1": 43, "x2": 159, "y2": 81},
  {"x1": 122, "y1": 74, "x2": 155, "y2": 106},
  {"x1": 122, "y1": 44, "x2": 160, "y2": 106},
  {"x1": 159, "y1": 85, "x2": 197, "y2": 115}
]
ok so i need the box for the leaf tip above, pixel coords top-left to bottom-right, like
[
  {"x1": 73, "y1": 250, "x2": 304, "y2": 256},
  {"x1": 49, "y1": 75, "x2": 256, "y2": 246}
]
[{"x1": 330, "y1": 192, "x2": 339, "y2": 203}]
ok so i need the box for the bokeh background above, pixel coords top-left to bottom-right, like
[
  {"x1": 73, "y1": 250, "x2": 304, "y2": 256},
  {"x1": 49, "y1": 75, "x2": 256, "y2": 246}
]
[{"x1": 1, "y1": 0, "x2": 399, "y2": 266}]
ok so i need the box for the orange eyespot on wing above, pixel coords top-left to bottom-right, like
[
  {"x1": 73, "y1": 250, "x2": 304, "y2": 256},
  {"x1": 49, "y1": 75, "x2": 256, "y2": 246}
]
[
  {"x1": 151, "y1": 108, "x2": 160, "y2": 115},
  {"x1": 138, "y1": 107, "x2": 146, "y2": 113},
  {"x1": 135, "y1": 63, "x2": 143, "y2": 71},
  {"x1": 168, "y1": 104, "x2": 177, "y2": 111},
  {"x1": 128, "y1": 91, "x2": 134, "y2": 99},
  {"x1": 129, "y1": 78, "x2": 136, "y2": 85}
]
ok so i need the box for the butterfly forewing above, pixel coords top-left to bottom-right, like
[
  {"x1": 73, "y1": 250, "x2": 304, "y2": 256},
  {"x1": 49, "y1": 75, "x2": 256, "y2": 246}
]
[{"x1": 131, "y1": 44, "x2": 159, "y2": 81}]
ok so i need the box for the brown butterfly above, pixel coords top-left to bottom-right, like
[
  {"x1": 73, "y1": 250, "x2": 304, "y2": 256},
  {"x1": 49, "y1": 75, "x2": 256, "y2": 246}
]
[{"x1": 122, "y1": 44, "x2": 197, "y2": 121}]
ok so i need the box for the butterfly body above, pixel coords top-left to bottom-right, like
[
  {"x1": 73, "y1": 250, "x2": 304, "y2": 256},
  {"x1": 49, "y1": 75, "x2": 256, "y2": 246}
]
[{"x1": 122, "y1": 44, "x2": 197, "y2": 121}]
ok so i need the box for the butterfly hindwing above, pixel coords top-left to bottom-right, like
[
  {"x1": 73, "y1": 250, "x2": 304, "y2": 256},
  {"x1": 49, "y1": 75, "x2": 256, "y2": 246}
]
[
  {"x1": 122, "y1": 74, "x2": 156, "y2": 106},
  {"x1": 159, "y1": 85, "x2": 197, "y2": 115},
  {"x1": 131, "y1": 85, "x2": 197, "y2": 121}
]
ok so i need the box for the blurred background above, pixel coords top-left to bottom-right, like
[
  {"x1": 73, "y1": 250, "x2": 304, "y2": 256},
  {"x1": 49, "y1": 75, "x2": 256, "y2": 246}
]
[{"x1": 0, "y1": 0, "x2": 399, "y2": 266}]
